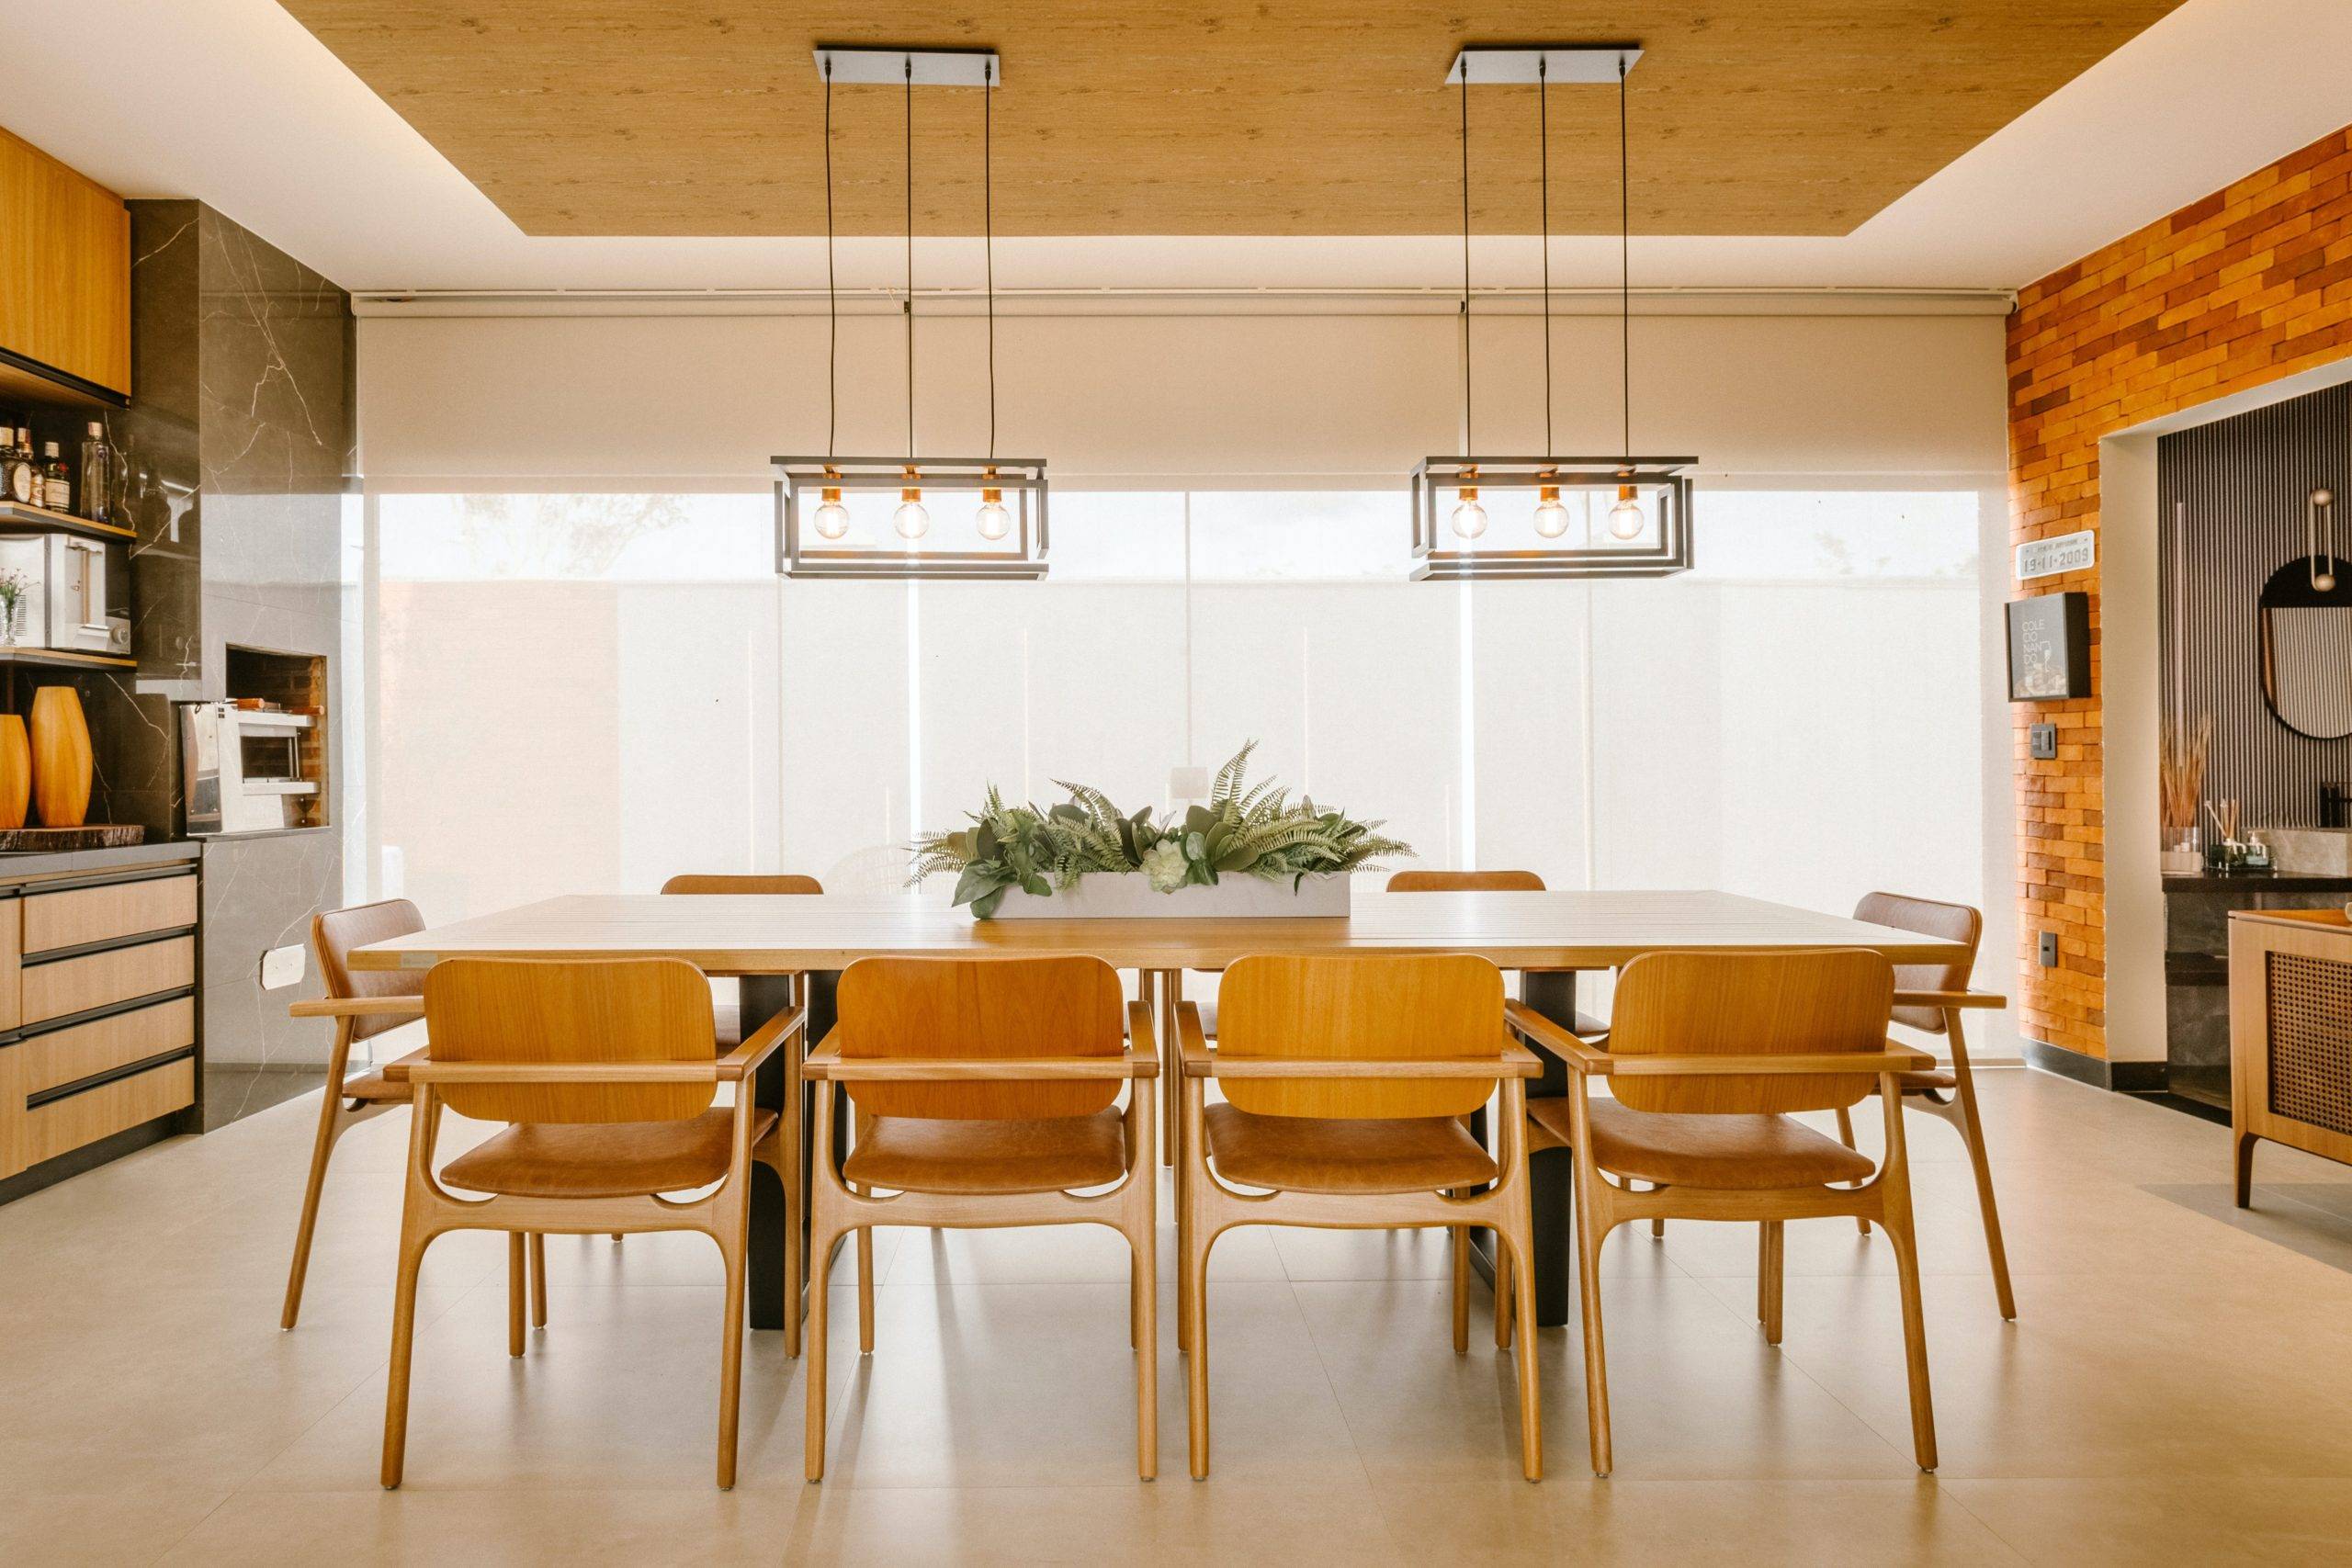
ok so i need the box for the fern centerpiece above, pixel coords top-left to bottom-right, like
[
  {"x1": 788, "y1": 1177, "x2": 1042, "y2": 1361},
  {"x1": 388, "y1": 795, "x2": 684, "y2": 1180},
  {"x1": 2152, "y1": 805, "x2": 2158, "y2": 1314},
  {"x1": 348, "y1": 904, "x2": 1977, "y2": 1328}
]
[{"x1": 910, "y1": 742, "x2": 1409, "y2": 919}]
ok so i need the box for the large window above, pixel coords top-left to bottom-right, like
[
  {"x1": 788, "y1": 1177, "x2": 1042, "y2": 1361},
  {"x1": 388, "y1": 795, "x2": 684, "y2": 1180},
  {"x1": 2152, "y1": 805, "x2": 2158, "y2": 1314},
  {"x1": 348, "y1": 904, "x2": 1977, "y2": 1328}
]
[{"x1": 362, "y1": 485, "x2": 1982, "y2": 938}]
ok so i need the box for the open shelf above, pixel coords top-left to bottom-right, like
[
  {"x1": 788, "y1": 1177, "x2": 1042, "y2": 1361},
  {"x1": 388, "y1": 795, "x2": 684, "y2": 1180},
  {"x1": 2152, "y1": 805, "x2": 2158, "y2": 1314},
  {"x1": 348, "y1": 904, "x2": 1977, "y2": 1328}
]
[
  {"x1": 0, "y1": 499, "x2": 137, "y2": 545},
  {"x1": 0, "y1": 645, "x2": 136, "y2": 671}
]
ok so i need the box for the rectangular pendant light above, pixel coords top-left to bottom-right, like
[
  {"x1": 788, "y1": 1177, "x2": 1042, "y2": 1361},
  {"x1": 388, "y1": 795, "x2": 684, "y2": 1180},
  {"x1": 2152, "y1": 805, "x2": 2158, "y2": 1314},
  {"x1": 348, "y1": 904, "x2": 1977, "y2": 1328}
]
[
  {"x1": 775, "y1": 456, "x2": 1048, "y2": 581},
  {"x1": 1410, "y1": 457, "x2": 1694, "y2": 581}
]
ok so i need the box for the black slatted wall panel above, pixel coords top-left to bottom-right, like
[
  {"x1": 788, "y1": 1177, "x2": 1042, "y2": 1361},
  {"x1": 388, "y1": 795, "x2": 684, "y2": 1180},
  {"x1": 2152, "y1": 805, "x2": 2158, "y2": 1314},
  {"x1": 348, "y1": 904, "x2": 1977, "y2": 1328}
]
[{"x1": 2159, "y1": 382, "x2": 2352, "y2": 829}]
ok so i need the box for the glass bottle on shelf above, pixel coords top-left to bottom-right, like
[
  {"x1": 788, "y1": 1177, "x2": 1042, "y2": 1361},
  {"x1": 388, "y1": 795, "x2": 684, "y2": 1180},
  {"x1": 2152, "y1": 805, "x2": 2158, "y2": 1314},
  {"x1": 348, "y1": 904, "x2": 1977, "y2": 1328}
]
[
  {"x1": 41, "y1": 442, "x2": 70, "y2": 513},
  {"x1": 1, "y1": 428, "x2": 32, "y2": 505},
  {"x1": 79, "y1": 421, "x2": 115, "y2": 525}
]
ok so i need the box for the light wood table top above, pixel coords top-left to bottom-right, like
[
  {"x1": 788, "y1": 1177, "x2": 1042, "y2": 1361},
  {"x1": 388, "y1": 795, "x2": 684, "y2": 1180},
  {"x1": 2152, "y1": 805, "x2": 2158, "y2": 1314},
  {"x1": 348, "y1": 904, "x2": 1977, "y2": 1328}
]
[{"x1": 348, "y1": 889, "x2": 1972, "y2": 976}]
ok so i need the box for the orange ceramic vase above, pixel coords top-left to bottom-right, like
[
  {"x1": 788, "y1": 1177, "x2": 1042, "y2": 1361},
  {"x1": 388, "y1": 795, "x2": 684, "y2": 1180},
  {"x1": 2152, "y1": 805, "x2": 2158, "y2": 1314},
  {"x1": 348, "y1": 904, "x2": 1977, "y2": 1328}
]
[
  {"x1": 0, "y1": 715, "x2": 28, "y2": 830},
  {"x1": 28, "y1": 686, "x2": 91, "y2": 829}
]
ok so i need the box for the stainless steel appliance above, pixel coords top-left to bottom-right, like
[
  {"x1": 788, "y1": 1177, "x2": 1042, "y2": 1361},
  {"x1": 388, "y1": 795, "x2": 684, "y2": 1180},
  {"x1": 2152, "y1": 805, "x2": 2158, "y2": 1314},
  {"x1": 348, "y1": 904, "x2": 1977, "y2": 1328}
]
[
  {"x1": 180, "y1": 702, "x2": 321, "y2": 834},
  {"x1": 0, "y1": 532, "x2": 131, "y2": 656}
]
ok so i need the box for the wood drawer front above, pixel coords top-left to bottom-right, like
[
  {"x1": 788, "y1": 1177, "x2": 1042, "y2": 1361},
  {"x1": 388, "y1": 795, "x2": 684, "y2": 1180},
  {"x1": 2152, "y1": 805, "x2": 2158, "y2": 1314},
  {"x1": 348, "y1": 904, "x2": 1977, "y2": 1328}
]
[
  {"x1": 24, "y1": 874, "x2": 198, "y2": 955},
  {"x1": 22, "y1": 935, "x2": 195, "y2": 1025},
  {"x1": 21, "y1": 997, "x2": 195, "y2": 1097},
  {"x1": 22, "y1": 1058, "x2": 191, "y2": 1167}
]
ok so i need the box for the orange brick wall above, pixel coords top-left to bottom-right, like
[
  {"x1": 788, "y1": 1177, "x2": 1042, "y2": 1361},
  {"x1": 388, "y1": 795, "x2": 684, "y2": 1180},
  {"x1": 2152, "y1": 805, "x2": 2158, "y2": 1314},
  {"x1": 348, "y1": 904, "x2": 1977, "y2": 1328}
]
[{"x1": 2007, "y1": 126, "x2": 2352, "y2": 1060}]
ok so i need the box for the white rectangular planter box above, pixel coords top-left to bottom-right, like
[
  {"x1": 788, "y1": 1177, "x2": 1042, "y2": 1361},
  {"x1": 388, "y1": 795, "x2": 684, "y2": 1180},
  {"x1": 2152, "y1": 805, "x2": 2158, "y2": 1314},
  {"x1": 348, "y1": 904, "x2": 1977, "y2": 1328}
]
[{"x1": 985, "y1": 874, "x2": 1351, "y2": 919}]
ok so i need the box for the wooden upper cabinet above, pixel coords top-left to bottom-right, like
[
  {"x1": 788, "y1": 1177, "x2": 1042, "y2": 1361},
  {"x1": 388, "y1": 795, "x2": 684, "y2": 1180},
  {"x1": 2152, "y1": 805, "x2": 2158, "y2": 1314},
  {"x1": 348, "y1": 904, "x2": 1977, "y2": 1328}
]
[{"x1": 0, "y1": 128, "x2": 130, "y2": 400}]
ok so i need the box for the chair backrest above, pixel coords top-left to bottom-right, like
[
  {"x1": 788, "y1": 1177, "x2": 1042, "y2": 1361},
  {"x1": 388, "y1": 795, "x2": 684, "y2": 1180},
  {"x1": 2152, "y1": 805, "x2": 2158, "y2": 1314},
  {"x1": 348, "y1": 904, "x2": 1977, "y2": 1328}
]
[
  {"x1": 1853, "y1": 892, "x2": 1982, "y2": 1035},
  {"x1": 422, "y1": 957, "x2": 718, "y2": 1124},
  {"x1": 834, "y1": 955, "x2": 1125, "y2": 1120},
  {"x1": 1606, "y1": 949, "x2": 1894, "y2": 1115},
  {"x1": 661, "y1": 874, "x2": 824, "y2": 896},
  {"x1": 313, "y1": 898, "x2": 428, "y2": 1043},
  {"x1": 1386, "y1": 869, "x2": 1546, "y2": 892},
  {"x1": 1216, "y1": 953, "x2": 1504, "y2": 1120}
]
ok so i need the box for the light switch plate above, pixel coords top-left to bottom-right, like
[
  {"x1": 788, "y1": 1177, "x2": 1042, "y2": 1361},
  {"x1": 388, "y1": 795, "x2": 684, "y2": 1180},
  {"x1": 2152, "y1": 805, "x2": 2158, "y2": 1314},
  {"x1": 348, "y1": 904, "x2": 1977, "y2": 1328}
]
[
  {"x1": 260, "y1": 943, "x2": 306, "y2": 989},
  {"x1": 2037, "y1": 931, "x2": 2060, "y2": 968},
  {"x1": 2029, "y1": 723, "x2": 2059, "y2": 760}
]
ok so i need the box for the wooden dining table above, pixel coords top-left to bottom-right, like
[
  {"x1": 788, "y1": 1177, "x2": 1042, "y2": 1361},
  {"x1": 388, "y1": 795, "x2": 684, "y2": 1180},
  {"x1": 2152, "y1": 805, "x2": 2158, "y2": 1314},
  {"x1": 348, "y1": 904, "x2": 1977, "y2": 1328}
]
[{"x1": 351, "y1": 888, "x2": 1973, "y2": 1330}]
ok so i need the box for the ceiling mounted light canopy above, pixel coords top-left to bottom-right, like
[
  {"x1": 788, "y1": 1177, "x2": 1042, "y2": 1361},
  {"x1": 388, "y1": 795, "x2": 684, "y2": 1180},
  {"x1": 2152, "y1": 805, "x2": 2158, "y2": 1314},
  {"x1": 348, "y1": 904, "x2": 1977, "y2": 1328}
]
[
  {"x1": 1411, "y1": 43, "x2": 1695, "y2": 582},
  {"x1": 775, "y1": 46, "x2": 1048, "y2": 581}
]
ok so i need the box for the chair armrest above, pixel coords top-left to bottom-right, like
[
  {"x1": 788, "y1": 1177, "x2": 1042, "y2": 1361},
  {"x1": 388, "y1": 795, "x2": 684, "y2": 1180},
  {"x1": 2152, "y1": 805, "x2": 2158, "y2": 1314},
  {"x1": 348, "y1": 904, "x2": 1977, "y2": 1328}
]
[
  {"x1": 801, "y1": 1044, "x2": 1158, "y2": 1081},
  {"x1": 1504, "y1": 999, "x2": 1614, "y2": 1075},
  {"x1": 1127, "y1": 999, "x2": 1157, "y2": 1055},
  {"x1": 403, "y1": 1059, "x2": 722, "y2": 1086},
  {"x1": 1182, "y1": 1001, "x2": 1543, "y2": 1080},
  {"x1": 287, "y1": 996, "x2": 424, "y2": 1020},
  {"x1": 1893, "y1": 989, "x2": 2006, "y2": 1010},
  {"x1": 376, "y1": 1046, "x2": 432, "y2": 1084},
  {"x1": 1605, "y1": 1045, "x2": 1936, "y2": 1078},
  {"x1": 1178, "y1": 1001, "x2": 1215, "y2": 1078},
  {"x1": 714, "y1": 1004, "x2": 805, "y2": 1081}
]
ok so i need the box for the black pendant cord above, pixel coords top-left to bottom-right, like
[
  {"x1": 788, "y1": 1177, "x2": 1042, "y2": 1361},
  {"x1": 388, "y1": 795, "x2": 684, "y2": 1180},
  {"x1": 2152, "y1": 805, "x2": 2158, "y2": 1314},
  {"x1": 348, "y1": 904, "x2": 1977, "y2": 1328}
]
[
  {"x1": 823, "y1": 62, "x2": 837, "y2": 459},
  {"x1": 984, "y1": 58, "x2": 997, "y2": 462},
  {"x1": 1618, "y1": 54, "x2": 1631, "y2": 461},
  {"x1": 1459, "y1": 60, "x2": 1472, "y2": 455},
  {"x1": 904, "y1": 56, "x2": 916, "y2": 463},
  {"x1": 1538, "y1": 58, "x2": 1552, "y2": 456}
]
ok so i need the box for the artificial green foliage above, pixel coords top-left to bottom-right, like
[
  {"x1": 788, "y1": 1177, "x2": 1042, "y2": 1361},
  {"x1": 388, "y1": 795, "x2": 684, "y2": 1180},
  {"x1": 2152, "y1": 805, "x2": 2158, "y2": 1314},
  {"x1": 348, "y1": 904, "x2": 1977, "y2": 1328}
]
[{"x1": 908, "y1": 741, "x2": 1411, "y2": 918}]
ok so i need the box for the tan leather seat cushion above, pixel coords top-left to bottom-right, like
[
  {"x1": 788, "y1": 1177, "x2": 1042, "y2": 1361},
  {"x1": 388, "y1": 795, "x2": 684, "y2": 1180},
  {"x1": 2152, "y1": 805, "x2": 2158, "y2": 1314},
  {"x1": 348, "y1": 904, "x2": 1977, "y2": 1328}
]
[
  {"x1": 1899, "y1": 1067, "x2": 1957, "y2": 1092},
  {"x1": 844, "y1": 1108, "x2": 1128, "y2": 1195},
  {"x1": 442, "y1": 1107, "x2": 778, "y2": 1199},
  {"x1": 341, "y1": 1069, "x2": 409, "y2": 1105},
  {"x1": 1526, "y1": 1098, "x2": 1874, "y2": 1190},
  {"x1": 1203, "y1": 1102, "x2": 1498, "y2": 1194}
]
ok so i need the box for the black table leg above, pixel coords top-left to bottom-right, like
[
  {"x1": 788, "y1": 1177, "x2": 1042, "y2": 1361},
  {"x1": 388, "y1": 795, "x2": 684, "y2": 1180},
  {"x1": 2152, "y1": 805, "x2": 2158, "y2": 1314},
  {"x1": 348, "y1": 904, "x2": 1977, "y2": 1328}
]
[
  {"x1": 1466, "y1": 970, "x2": 1581, "y2": 1328},
  {"x1": 745, "y1": 970, "x2": 839, "y2": 1333}
]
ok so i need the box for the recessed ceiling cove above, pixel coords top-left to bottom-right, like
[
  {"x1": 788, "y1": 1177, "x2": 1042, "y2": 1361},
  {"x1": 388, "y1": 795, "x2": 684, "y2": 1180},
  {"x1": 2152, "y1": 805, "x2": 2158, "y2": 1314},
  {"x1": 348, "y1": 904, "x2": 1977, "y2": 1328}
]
[{"x1": 277, "y1": 2, "x2": 2188, "y2": 239}]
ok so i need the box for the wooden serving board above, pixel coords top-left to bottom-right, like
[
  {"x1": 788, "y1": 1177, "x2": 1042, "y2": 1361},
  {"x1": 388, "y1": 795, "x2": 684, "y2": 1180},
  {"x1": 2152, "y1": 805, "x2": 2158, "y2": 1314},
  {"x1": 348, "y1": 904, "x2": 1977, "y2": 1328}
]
[{"x1": 0, "y1": 824, "x2": 146, "y2": 851}]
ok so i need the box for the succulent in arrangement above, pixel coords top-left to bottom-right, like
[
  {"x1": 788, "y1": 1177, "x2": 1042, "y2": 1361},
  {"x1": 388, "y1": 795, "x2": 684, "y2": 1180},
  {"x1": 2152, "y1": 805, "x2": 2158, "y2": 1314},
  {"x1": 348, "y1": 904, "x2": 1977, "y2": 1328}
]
[{"x1": 908, "y1": 741, "x2": 1411, "y2": 919}]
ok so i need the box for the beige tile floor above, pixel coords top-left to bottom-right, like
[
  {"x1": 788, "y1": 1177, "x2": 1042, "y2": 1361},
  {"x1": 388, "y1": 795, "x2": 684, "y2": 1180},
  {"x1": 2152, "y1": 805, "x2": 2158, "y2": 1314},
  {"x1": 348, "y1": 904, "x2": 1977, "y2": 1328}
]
[{"x1": 6, "y1": 1069, "x2": 2352, "y2": 1564}]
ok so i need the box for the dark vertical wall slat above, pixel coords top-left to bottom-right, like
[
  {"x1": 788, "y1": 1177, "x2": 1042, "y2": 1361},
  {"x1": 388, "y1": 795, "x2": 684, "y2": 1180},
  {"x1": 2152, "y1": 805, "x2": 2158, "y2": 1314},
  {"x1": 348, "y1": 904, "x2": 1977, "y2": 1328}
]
[{"x1": 2159, "y1": 382, "x2": 2352, "y2": 829}]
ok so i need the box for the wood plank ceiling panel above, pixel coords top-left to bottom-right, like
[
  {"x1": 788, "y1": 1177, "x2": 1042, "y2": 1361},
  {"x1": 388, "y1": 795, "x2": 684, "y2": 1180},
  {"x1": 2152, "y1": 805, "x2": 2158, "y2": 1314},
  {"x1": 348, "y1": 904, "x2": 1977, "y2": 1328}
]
[{"x1": 277, "y1": 2, "x2": 2187, "y2": 238}]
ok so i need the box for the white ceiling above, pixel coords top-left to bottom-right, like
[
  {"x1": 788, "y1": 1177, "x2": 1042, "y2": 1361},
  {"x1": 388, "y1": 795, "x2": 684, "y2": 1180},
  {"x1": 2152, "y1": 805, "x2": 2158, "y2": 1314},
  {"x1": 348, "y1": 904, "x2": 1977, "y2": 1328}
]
[{"x1": 0, "y1": 0, "x2": 2346, "y2": 297}]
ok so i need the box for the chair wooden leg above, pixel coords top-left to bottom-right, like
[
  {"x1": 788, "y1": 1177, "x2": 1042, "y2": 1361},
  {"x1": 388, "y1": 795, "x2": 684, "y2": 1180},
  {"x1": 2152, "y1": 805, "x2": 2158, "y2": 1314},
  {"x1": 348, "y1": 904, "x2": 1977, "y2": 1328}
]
[
  {"x1": 1758, "y1": 1220, "x2": 1784, "y2": 1345},
  {"x1": 1499, "y1": 1216, "x2": 1543, "y2": 1483},
  {"x1": 2235, "y1": 1130, "x2": 2260, "y2": 1209},
  {"x1": 1185, "y1": 1226, "x2": 1214, "y2": 1481},
  {"x1": 1132, "y1": 1218, "x2": 1159, "y2": 1481},
  {"x1": 805, "y1": 1218, "x2": 833, "y2": 1483},
  {"x1": 855, "y1": 1223, "x2": 876, "y2": 1355},
  {"x1": 1951, "y1": 1102, "x2": 2018, "y2": 1321},
  {"x1": 528, "y1": 1233, "x2": 548, "y2": 1329},
  {"x1": 1566, "y1": 1098, "x2": 1614, "y2": 1478},
  {"x1": 381, "y1": 1228, "x2": 433, "y2": 1489},
  {"x1": 1451, "y1": 1204, "x2": 1470, "y2": 1353},
  {"x1": 1493, "y1": 1229, "x2": 1513, "y2": 1348},
  {"x1": 717, "y1": 1219, "x2": 747, "y2": 1490},
  {"x1": 281, "y1": 1099, "x2": 348, "y2": 1331},
  {"x1": 1880, "y1": 1087, "x2": 1937, "y2": 1472},
  {"x1": 612, "y1": 1233, "x2": 625, "y2": 1244},
  {"x1": 1836, "y1": 1106, "x2": 1870, "y2": 1235},
  {"x1": 506, "y1": 1233, "x2": 526, "y2": 1358}
]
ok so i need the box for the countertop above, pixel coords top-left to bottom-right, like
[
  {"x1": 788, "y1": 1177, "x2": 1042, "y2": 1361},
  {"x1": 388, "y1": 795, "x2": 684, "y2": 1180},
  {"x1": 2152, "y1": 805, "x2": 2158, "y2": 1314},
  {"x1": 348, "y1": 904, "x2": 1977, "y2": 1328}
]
[
  {"x1": 2163, "y1": 868, "x2": 2352, "y2": 891},
  {"x1": 0, "y1": 840, "x2": 199, "y2": 883}
]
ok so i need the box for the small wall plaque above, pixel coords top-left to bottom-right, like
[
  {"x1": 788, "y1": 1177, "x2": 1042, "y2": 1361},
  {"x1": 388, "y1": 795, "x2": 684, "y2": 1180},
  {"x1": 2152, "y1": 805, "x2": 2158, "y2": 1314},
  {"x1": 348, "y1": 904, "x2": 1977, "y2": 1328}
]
[{"x1": 2016, "y1": 529, "x2": 2096, "y2": 581}]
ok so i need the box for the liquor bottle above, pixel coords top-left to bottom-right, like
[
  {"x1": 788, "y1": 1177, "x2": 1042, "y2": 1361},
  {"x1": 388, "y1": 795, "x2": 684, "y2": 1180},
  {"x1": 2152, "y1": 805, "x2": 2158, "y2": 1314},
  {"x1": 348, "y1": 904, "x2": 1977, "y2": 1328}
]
[
  {"x1": 41, "y1": 442, "x2": 70, "y2": 513},
  {"x1": 79, "y1": 422, "x2": 116, "y2": 524},
  {"x1": 1, "y1": 428, "x2": 32, "y2": 505}
]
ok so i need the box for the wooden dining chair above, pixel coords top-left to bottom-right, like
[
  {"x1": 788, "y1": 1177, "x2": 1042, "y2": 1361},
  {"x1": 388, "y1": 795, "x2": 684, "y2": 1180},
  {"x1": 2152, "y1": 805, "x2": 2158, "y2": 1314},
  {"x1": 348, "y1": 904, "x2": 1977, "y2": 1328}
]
[
  {"x1": 280, "y1": 900, "x2": 468, "y2": 1330},
  {"x1": 378, "y1": 956, "x2": 802, "y2": 1490},
  {"x1": 1509, "y1": 949, "x2": 1939, "y2": 1477},
  {"x1": 660, "y1": 873, "x2": 823, "y2": 1043},
  {"x1": 1178, "y1": 953, "x2": 1545, "y2": 1482},
  {"x1": 1384, "y1": 868, "x2": 1546, "y2": 893},
  {"x1": 800, "y1": 954, "x2": 1160, "y2": 1482},
  {"x1": 1839, "y1": 893, "x2": 2015, "y2": 1319}
]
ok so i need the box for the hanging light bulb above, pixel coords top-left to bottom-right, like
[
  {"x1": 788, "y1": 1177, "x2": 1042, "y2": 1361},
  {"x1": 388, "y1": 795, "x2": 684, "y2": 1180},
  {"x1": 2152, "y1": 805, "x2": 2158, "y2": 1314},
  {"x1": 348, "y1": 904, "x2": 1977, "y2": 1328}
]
[
  {"x1": 975, "y1": 475, "x2": 1012, "y2": 541},
  {"x1": 1452, "y1": 480, "x2": 1487, "y2": 539},
  {"x1": 1533, "y1": 480, "x2": 1569, "y2": 538},
  {"x1": 894, "y1": 468, "x2": 930, "y2": 539},
  {"x1": 813, "y1": 480, "x2": 850, "y2": 540},
  {"x1": 1608, "y1": 480, "x2": 1645, "y2": 540}
]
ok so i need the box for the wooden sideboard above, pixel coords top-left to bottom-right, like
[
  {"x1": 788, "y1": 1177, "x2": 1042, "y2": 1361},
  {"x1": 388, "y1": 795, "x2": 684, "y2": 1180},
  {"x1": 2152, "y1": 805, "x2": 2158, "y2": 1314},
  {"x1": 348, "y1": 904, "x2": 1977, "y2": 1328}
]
[
  {"x1": 2230, "y1": 908, "x2": 2352, "y2": 1202},
  {"x1": 0, "y1": 853, "x2": 199, "y2": 1192}
]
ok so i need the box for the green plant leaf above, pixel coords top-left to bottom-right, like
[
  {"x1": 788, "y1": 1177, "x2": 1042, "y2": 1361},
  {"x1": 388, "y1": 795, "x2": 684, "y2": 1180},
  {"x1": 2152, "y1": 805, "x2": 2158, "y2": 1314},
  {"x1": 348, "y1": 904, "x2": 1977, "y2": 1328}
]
[
  {"x1": 971, "y1": 886, "x2": 1006, "y2": 919},
  {"x1": 952, "y1": 865, "x2": 1003, "y2": 908}
]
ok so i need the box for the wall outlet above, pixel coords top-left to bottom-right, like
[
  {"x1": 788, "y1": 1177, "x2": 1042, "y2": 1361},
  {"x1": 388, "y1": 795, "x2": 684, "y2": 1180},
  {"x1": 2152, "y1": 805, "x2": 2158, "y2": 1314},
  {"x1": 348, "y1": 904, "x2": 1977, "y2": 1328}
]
[
  {"x1": 2029, "y1": 722, "x2": 2059, "y2": 760},
  {"x1": 2037, "y1": 931, "x2": 2060, "y2": 968},
  {"x1": 260, "y1": 943, "x2": 306, "y2": 989}
]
